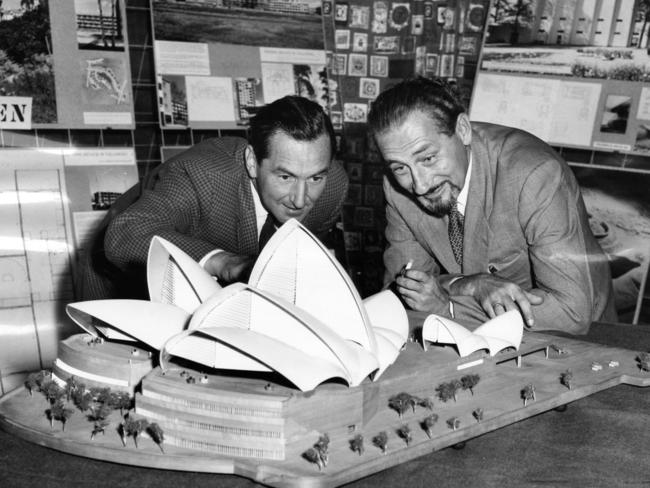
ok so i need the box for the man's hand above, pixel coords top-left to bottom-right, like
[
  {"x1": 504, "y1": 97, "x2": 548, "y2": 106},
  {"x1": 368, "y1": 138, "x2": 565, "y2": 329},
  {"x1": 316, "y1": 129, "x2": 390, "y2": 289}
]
[
  {"x1": 449, "y1": 273, "x2": 544, "y2": 327},
  {"x1": 395, "y1": 269, "x2": 450, "y2": 314},
  {"x1": 204, "y1": 252, "x2": 254, "y2": 283}
]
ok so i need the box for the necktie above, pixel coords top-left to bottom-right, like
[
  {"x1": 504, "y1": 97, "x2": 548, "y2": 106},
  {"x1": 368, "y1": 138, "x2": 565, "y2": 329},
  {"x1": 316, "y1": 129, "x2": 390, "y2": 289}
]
[
  {"x1": 448, "y1": 203, "x2": 464, "y2": 266},
  {"x1": 258, "y1": 214, "x2": 277, "y2": 252}
]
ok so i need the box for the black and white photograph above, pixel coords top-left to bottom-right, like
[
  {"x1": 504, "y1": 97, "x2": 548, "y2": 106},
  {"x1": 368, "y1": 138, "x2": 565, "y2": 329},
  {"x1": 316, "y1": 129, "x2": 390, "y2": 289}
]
[
  {"x1": 75, "y1": 0, "x2": 125, "y2": 51},
  {"x1": 600, "y1": 95, "x2": 631, "y2": 134}
]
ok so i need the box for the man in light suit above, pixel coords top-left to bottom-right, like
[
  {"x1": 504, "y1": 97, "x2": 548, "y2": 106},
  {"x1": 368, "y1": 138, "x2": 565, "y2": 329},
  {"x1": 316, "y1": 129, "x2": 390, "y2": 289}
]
[
  {"x1": 83, "y1": 96, "x2": 348, "y2": 299},
  {"x1": 368, "y1": 78, "x2": 616, "y2": 334}
]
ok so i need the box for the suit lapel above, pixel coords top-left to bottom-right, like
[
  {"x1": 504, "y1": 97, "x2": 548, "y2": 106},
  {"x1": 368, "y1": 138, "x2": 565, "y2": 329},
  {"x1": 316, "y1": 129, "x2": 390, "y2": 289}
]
[
  {"x1": 462, "y1": 130, "x2": 493, "y2": 275},
  {"x1": 417, "y1": 210, "x2": 460, "y2": 274}
]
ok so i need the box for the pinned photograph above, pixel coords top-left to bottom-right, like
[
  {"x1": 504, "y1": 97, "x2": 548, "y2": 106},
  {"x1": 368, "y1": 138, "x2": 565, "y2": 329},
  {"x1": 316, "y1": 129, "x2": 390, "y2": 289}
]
[
  {"x1": 347, "y1": 161, "x2": 363, "y2": 181},
  {"x1": 350, "y1": 5, "x2": 370, "y2": 28},
  {"x1": 359, "y1": 77, "x2": 380, "y2": 99},
  {"x1": 331, "y1": 53, "x2": 348, "y2": 75},
  {"x1": 353, "y1": 32, "x2": 369, "y2": 52},
  {"x1": 322, "y1": 0, "x2": 332, "y2": 15},
  {"x1": 158, "y1": 74, "x2": 188, "y2": 127},
  {"x1": 370, "y1": 55, "x2": 389, "y2": 77},
  {"x1": 426, "y1": 53, "x2": 439, "y2": 74},
  {"x1": 344, "y1": 231, "x2": 362, "y2": 251},
  {"x1": 455, "y1": 56, "x2": 465, "y2": 77},
  {"x1": 343, "y1": 102, "x2": 368, "y2": 123},
  {"x1": 330, "y1": 110, "x2": 343, "y2": 130},
  {"x1": 411, "y1": 14, "x2": 424, "y2": 35},
  {"x1": 364, "y1": 184, "x2": 383, "y2": 205},
  {"x1": 389, "y1": 2, "x2": 410, "y2": 31},
  {"x1": 81, "y1": 57, "x2": 130, "y2": 105},
  {"x1": 348, "y1": 53, "x2": 368, "y2": 77},
  {"x1": 353, "y1": 206, "x2": 375, "y2": 227},
  {"x1": 465, "y1": 2, "x2": 486, "y2": 32},
  {"x1": 335, "y1": 29, "x2": 351, "y2": 49},
  {"x1": 600, "y1": 95, "x2": 631, "y2": 134},
  {"x1": 345, "y1": 184, "x2": 363, "y2": 206},
  {"x1": 371, "y1": 0, "x2": 388, "y2": 33},
  {"x1": 76, "y1": 0, "x2": 125, "y2": 51},
  {"x1": 440, "y1": 53, "x2": 455, "y2": 77},
  {"x1": 401, "y1": 36, "x2": 416, "y2": 54},
  {"x1": 335, "y1": 2, "x2": 349, "y2": 23},
  {"x1": 373, "y1": 35, "x2": 400, "y2": 54},
  {"x1": 424, "y1": 1, "x2": 434, "y2": 19},
  {"x1": 459, "y1": 35, "x2": 478, "y2": 55}
]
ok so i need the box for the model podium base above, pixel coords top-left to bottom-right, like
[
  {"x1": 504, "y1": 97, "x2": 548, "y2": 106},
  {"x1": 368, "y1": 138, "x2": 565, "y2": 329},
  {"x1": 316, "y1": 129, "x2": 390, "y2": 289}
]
[{"x1": 1, "y1": 331, "x2": 649, "y2": 488}]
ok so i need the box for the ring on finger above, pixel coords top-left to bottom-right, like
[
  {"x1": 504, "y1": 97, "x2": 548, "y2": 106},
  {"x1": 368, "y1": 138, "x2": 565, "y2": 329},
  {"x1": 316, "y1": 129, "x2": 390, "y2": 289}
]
[{"x1": 493, "y1": 302, "x2": 504, "y2": 309}]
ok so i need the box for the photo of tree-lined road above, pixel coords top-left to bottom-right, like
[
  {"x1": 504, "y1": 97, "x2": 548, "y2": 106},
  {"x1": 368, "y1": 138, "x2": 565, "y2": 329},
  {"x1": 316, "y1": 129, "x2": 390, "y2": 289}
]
[{"x1": 152, "y1": 0, "x2": 324, "y2": 49}]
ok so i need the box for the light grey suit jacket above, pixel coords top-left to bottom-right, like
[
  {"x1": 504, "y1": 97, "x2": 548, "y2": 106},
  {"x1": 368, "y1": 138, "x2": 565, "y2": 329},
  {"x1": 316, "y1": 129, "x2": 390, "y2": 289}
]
[{"x1": 383, "y1": 123, "x2": 616, "y2": 334}]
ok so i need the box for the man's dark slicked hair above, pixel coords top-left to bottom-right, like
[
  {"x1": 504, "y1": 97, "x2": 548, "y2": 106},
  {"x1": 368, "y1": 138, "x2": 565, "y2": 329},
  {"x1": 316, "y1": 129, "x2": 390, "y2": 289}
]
[
  {"x1": 368, "y1": 77, "x2": 466, "y2": 137},
  {"x1": 249, "y1": 95, "x2": 336, "y2": 162}
]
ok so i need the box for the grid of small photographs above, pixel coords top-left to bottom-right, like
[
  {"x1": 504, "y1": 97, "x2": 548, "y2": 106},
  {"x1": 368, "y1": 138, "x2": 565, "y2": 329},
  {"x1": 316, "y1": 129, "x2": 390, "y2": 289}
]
[{"x1": 322, "y1": 0, "x2": 489, "y2": 296}]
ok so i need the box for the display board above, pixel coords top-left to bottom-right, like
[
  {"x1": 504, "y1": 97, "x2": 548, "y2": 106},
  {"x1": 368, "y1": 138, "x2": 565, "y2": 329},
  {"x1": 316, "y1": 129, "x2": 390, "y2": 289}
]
[
  {"x1": 0, "y1": 147, "x2": 138, "y2": 395},
  {"x1": 322, "y1": 0, "x2": 490, "y2": 295},
  {"x1": 0, "y1": 0, "x2": 135, "y2": 129},
  {"x1": 151, "y1": 0, "x2": 329, "y2": 129},
  {"x1": 470, "y1": 0, "x2": 650, "y2": 156}
]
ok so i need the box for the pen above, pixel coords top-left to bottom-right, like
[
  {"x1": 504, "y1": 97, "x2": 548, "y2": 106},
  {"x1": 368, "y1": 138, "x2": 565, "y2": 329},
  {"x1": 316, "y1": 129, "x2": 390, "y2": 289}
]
[{"x1": 400, "y1": 259, "x2": 413, "y2": 277}]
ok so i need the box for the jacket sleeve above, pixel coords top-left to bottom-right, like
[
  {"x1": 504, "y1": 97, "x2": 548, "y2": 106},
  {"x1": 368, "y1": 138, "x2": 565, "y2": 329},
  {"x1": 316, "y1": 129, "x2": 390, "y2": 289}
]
[
  {"x1": 516, "y1": 160, "x2": 607, "y2": 334},
  {"x1": 105, "y1": 158, "x2": 219, "y2": 271},
  {"x1": 383, "y1": 177, "x2": 441, "y2": 284}
]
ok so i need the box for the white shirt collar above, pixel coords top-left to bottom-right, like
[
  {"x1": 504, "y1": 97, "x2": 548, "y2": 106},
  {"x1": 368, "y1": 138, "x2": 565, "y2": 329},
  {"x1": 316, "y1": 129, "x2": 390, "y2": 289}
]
[{"x1": 456, "y1": 150, "x2": 472, "y2": 216}]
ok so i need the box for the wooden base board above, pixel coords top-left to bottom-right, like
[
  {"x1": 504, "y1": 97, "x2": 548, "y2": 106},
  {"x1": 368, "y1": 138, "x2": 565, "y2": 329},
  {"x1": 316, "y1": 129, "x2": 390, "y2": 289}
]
[{"x1": 1, "y1": 332, "x2": 649, "y2": 488}]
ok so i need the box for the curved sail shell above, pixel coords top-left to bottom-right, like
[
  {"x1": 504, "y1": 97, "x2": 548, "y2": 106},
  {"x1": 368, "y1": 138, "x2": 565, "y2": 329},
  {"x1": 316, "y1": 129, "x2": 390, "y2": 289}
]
[
  {"x1": 66, "y1": 300, "x2": 190, "y2": 349},
  {"x1": 165, "y1": 327, "x2": 351, "y2": 391},
  {"x1": 147, "y1": 236, "x2": 221, "y2": 313},
  {"x1": 249, "y1": 219, "x2": 377, "y2": 356},
  {"x1": 186, "y1": 283, "x2": 379, "y2": 387}
]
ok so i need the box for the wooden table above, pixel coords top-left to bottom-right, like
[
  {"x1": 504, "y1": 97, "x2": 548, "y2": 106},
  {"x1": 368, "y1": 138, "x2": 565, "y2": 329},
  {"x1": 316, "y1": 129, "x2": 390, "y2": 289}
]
[{"x1": 1, "y1": 322, "x2": 649, "y2": 488}]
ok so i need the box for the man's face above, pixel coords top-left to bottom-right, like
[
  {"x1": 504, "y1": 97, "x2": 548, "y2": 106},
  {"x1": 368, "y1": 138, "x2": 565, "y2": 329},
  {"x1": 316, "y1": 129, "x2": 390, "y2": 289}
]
[
  {"x1": 375, "y1": 110, "x2": 471, "y2": 217},
  {"x1": 246, "y1": 131, "x2": 331, "y2": 224}
]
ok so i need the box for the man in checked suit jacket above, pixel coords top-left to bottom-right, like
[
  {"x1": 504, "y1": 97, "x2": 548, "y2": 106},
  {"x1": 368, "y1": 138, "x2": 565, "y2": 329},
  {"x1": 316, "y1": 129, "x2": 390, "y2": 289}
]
[
  {"x1": 368, "y1": 78, "x2": 616, "y2": 334},
  {"x1": 82, "y1": 96, "x2": 348, "y2": 300}
]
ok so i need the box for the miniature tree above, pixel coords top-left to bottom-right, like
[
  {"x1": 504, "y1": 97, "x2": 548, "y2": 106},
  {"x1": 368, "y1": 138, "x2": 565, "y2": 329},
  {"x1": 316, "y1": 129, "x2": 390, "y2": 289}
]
[
  {"x1": 560, "y1": 369, "x2": 573, "y2": 390},
  {"x1": 460, "y1": 374, "x2": 480, "y2": 395},
  {"x1": 421, "y1": 414, "x2": 438, "y2": 438},
  {"x1": 373, "y1": 431, "x2": 389, "y2": 454},
  {"x1": 637, "y1": 352, "x2": 650, "y2": 372},
  {"x1": 418, "y1": 397, "x2": 434, "y2": 410},
  {"x1": 46, "y1": 402, "x2": 74, "y2": 431},
  {"x1": 91, "y1": 419, "x2": 110, "y2": 440},
  {"x1": 64, "y1": 376, "x2": 78, "y2": 402},
  {"x1": 40, "y1": 380, "x2": 64, "y2": 405},
  {"x1": 349, "y1": 434, "x2": 364, "y2": 456},
  {"x1": 521, "y1": 384, "x2": 536, "y2": 406},
  {"x1": 72, "y1": 387, "x2": 93, "y2": 412},
  {"x1": 24, "y1": 372, "x2": 42, "y2": 396},
  {"x1": 147, "y1": 422, "x2": 165, "y2": 454},
  {"x1": 388, "y1": 392, "x2": 413, "y2": 418},
  {"x1": 303, "y1": 447, "x2": 324, "y2": 470},
  {"x1": 446, "y1": 417, "x2": 460, "y2": 431},
  {"x1": 436, "y1": 380, "x2": 461, "y2": 403},
  {"x1": 112, "y1": 391, "x2": 133, "y2": 416},
  {"x1": 397, "y1": 424, "x2": 412, "y2": 446},
  {"x1": 472, "y1": 408, "x2": 484, "y2": 423}
]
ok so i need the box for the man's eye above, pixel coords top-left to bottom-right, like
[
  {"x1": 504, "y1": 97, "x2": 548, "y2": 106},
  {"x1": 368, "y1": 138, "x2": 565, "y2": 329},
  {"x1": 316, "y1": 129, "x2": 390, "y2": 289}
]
[
  {"x1": 311, "y1": 175, "x2": 326, "y2": 183},
  {"x1": 391, "y1": 165, "x2": 407, "y2": 175},
  {"x1": 278, "y1": 174, "x2": 292, "y2": 181}
]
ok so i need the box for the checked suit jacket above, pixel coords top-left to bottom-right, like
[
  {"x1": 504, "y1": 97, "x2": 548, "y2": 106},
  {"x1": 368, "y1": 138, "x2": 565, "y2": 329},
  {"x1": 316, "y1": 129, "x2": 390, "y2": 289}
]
[
  {"x1": 79, "y1": 136, "x2": 348, "y2": 300},
  {"x1": 383, "y1": 123, "x2": 616, "y2": 335}
]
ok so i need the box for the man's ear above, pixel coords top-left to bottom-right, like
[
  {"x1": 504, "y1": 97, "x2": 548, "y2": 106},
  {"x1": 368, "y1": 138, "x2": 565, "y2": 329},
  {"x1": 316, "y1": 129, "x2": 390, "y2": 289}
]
[
  {"x1": 244, "y1": 145, "x2": 258, "y2": 178},
  {"x1": 455, "y1": 113, "x2": 472, "y2": 146}
]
